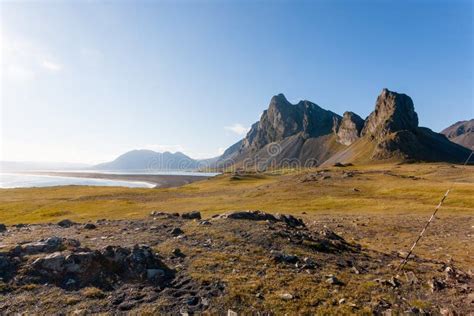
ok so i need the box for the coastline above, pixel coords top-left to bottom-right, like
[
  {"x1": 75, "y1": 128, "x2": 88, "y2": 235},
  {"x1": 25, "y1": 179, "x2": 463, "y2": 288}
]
[{"x1": 19, "y1": 171, "x2": 213, "y2": 188}]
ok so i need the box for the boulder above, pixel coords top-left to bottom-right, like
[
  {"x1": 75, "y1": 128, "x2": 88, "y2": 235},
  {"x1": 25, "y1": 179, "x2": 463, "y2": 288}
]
[
  {"x1": 275, "y1": 214, "x2": 305, "y2": 228},
  {"x1": 27, "y1": 244, "x2": 173, "y2": 289},
  {"x1": 181, "y1": 211, "x2": 201, "y2": 220},
  {"x1": 0, "y1": 254, "x2": 17, "y2": 281},
  {"x1": 15, "y1": 237, "x2": 80, "y2": 255},
  {"x1": 223, "y1": 210, "x2": 277, "y2": 221},
  {"x1": 0, "y1": 224, "x2": 7, "y2": 233},
  {"x1": 219, "y1": 211, "x2": 306, "y2": 228},
  {"x1": 170, "y1": 227, "x2": 184, "y2": 236},
  {"x1": 57, "y1": 219, "x2": 76, "y2": 228},
  {"x1": 83, "y1": 223, "x2": 97, "y2": 230},
  {"x1": 271, "y1": 251, "x2": 299, "y2": 264}
]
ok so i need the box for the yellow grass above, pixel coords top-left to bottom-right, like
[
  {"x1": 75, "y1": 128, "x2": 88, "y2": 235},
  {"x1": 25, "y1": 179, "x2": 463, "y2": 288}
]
[{"x1": 0, "y1": 163, "x2": 473, "y2": 225}]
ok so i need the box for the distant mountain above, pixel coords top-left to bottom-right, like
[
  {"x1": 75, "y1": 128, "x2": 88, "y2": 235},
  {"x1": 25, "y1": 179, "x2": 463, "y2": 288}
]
[
  {"x1": 441, "y1": 119, "x2": 474, "y2": 150},
  {"x1": 93, "y1": 150, "x2": 201, "y2": 171},
  {"x1": 0, "y1": 161, "x2": 91, "y2": 172},
  {"x1": 217, "y1": 89, "x2": 471, "y2": 169}
]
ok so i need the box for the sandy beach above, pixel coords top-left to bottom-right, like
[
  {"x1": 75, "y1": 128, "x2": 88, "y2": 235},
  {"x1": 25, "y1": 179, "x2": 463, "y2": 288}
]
[{"x1": 25, "y1": 171, "x2": 213, "y2": 188}]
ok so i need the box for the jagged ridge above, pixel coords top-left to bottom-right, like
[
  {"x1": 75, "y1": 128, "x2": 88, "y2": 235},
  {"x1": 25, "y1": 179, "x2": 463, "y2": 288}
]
[{"x1": 218, "y1": 89, "x2": 471, "y2": 169}]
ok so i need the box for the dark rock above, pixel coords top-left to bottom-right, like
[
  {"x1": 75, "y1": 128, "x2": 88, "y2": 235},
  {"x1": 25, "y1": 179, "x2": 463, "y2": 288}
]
[
  {"x1": 83, "y1": 223, "x2": 97, "y2": 230},
  {"x1": 146, "y1": 269, "x2": 165, "y2": 280},
  {"x1": 297, "y1": 257, "x2": 316, "y2": 269},
  {"x1": 118, "y1": 301, "x2": 136, "y2": 311},
  {"x1": 186, "y1": 296, "x2": 199, "y2": 306},
  {"x1": 224, "y1": 210, "x2": 277, "y2": 221},
  {"x1": 181, "y1": 211, "x2": 201, "y2": 220},
  {"x1": 221, "y1": 211, "x2": 305, "y2": 228},
  {"x1": 325, "y1": 275, "x2": 344, "y2": 285},
  {"x1": 57, "y1": 219, "x2": 75, "y2": 228},
  {"x1": 170, "y1": 227, "x2": 184, "y2": 236},
  {"x1": 271, "y1": 251, "x2": 299, "y2": 264},
  {"x1": 382, "y1": 277, "x2": 400, "y2": 288},
  {"x1": 0, "y1": 224, "x2": 6, "y2": 232},
  {"x1": 171, "y1": 248, "x2": 185, "y2": 258},
  {"x1": 111, "y1": 293, "x2": 125, "y2": 305},
  {"x1": 275, "y1": 214, "x2": 305, "y2": 228},
  {"x1": 150, "y1": 211, "x2": 164, "y2": 216},
  {"x1": 428, "y1": 278, "x2": 446, "y2": 292},
  {"x1": 24, "y1": 244, "x2": 173, "y2": 289},
  {"x1": 0, "y1": 254, "x2": 17, "y2": 281}
]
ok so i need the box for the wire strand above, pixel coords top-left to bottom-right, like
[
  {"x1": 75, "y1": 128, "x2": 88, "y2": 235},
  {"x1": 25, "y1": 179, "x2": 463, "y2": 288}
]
[{"x1": 397, "y1": 150, "x2": 474, "y2": 271}]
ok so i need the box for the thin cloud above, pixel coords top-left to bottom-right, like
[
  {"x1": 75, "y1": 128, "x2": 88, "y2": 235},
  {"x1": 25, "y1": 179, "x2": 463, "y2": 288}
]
[
  {"x1": 2, "y1": 31, "x2": 63, "y2": 82},
  {"x1": 41, "y1": 60, "x2": 62, "y2": 71},
  {"x1": 225, "y1": 123, "x2": 249, "y2": 136}
]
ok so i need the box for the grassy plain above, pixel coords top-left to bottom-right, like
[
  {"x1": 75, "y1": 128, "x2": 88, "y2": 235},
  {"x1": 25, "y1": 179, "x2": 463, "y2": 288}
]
[
  {"x1": 0, "y1": 163, "x2": 472, "y2": 225},
  {"x1": 0, "y1": 162, "x2": 473, "y2": 313}
]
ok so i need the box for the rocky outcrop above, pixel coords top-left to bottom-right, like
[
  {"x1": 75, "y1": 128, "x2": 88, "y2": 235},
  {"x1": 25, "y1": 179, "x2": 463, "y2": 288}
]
[
  {"x1": 5, "y1": 238, "x2": 174, "y2": 290},
  {"x1": 217, "y1": 210, "x2": 305, "y2": 228},
  {"x1": 241, "y1": 94, "x2": 341, "y2": 152},
  {"x1": 335, "y1": 112, "x2": 365, "y2": 145},
  {"x1": 28, "y1": 245, "x2": 172, "y2": 289},
  {"x1": 219, "y1": 89, "x2": 471, "y2": 168},
  {"x1": 361, "y1": 88, "x2": 418, "y2": 139},
  {"x1": 362, "y1": 89, "x2": 470, "y2": 162},
  {"x1": 441, "y1": 119, "x2": 474, "y2": 149},
  {"x1": 215, "y1": 94, "x2": 343, "y2": 169}
]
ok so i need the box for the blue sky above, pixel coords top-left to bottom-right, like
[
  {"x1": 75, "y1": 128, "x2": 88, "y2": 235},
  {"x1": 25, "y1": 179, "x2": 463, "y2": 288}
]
[{"x1": 1, "y1": 0, "x2": 472, "y2": 163}]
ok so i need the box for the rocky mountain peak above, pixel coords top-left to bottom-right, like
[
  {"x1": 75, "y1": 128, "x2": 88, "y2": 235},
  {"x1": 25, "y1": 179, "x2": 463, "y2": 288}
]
[
  {"x1": 362, "y1": 88, "x2": 419, "y2": 139},
  {"x1": 241, "y1": 94, "x2": 340, "y2": 152},
  {"x1": 441, "y1": 119, "x2": 474, "y2": 150},
  {"x1": 335, "y1": 111, "x2": 365, "y2": 146}
]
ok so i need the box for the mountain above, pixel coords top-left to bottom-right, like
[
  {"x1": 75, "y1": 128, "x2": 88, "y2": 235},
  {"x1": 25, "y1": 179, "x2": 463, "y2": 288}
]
[
  {"x1": 218, "y1": 89, "x2": 471, "y2": 169},
  {"x1": 441, "y1": 119, "x2": 474, "y2": 150},
  {"x1": 326, "y1": 89, "x2": 470, "y2": 165},
  {"x1": 217, "y1": 94, "x2": 344, "y2": 169},
  {"x1": 93, "y1": 150, "x2": 200, "y2": 171}
]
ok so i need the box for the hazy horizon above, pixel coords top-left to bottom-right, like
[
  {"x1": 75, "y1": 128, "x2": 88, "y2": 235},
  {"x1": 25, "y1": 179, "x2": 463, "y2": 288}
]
[{"x1": 2, "y1": 0, "x2": 473, "y2": 164}]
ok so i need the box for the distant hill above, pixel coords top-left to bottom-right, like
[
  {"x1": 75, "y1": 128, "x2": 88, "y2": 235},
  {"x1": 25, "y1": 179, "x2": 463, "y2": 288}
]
[
  {"x1": 217, "y1": 89, "x2": 471, "y2": 169},
  {"x1": 441, "y1": 119, "x2": 474, "y2": 150},
  {"x1": 93, "y1": 150, "x2": 202, "y2": 171}
]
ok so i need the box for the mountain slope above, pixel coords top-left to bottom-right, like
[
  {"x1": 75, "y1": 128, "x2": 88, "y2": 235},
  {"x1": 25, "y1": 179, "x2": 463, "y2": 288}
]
[
  {"x1": 94, "y1": 150, "x2": 200, "y2": 171},
  {"x1": 216, "y1": 94, "x2": 343, "y2": 168},
  {"x1": 219, "y1": 89, "x2": 471, "y2": 169},
  {"x1": 441, "y1": 119, "x2": 474, "y2": 150}
]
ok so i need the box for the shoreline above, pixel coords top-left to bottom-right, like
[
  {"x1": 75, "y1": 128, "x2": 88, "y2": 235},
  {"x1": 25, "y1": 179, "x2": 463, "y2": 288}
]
[{"x1": 16, "y1": 171, "x2": 213, "y2": 188}]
